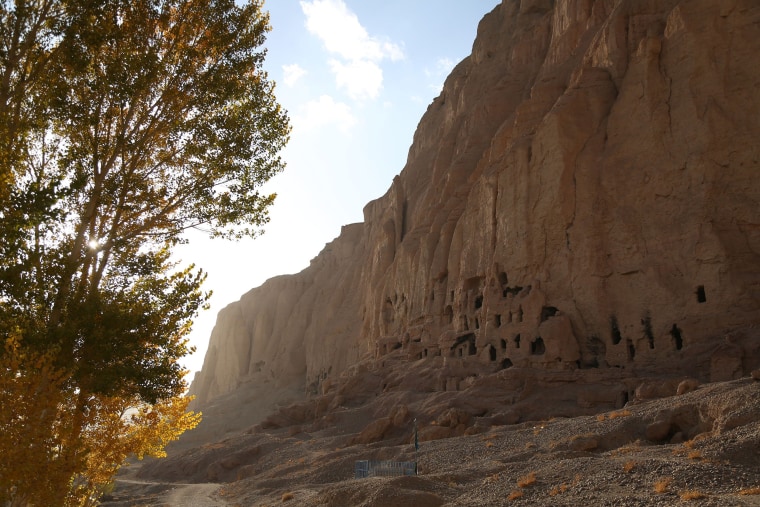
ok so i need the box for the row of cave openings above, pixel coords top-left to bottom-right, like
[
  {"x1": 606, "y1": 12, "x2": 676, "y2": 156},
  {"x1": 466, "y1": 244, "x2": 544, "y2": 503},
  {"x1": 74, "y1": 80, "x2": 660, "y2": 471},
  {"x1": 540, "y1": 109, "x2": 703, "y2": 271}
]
[
  {"x1": 616, "y1": 285, "x2": 705, "y2": 359},
  {"x1": 410, "y1": 305, "x2": 559, "y2": 367},
  {"x1": 585, "y1": 285, "x2": 706, "y2": 368},
  {"x1": 442, "y1": 272, "x2": 528, "y2": 333},
  {"x1": 609, "y1": 314, "x2": 683, "y2": 362},
  {"x1": 445, "y1": 331, "x2": 546, "y2": 371},
  {"x1": 416, "y1": 284, "x2": 705, "y2": 369},
  {"x1": 385, "y1": 273, "x2": 705, "y2": 367}
]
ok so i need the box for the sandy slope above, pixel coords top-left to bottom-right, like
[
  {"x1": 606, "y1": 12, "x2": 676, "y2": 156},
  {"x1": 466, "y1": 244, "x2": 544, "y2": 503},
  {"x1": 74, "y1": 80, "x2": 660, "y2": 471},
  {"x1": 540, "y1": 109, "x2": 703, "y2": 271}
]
[{"x1": 125, "y1": 377, "x2": 760, "y2": 506}]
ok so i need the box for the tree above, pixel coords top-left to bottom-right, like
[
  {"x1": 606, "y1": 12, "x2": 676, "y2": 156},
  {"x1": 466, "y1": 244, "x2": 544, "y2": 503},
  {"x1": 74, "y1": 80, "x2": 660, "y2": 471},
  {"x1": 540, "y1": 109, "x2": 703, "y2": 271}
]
[{"x1": 0, "y1": 0, "x2": 289, "y2": 504}]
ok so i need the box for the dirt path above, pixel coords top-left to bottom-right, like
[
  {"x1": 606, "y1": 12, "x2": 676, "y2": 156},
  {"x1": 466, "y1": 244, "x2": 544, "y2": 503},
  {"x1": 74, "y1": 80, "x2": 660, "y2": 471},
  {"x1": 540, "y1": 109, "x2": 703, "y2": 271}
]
[
  {"x1": 105, "y1": 472, "x2": 228, "y2": 506},
  {"x1": 165, "y1": 482, "x2": 226, "y2": 507}
]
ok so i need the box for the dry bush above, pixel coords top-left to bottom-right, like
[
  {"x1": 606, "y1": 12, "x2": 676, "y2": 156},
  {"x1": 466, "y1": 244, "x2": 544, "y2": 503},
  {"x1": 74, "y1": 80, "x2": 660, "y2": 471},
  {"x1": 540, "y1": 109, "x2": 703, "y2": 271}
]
[
  {"x1": 611, "y1": 440, "x2": 642, "y2": 456},
  {"x1": 680, "y1": 490, "x2": 707, "y2": 500},
  {"x1": 623, "y1": 460, "x2": 636, "y2": 473},
  {"x1": 549, "y1": 483, "x2": 568, "y2": 496},
  {"x1": 654, "y1": 477, "x2": 673, "y2": 493},
  {"x1": 739, "y1": 487, "x2": 760, "y2": 495},
  {"x1": 596, "y1": 414, "x2": 606, "y2": 422},
  {"x1": 483, "y1": 473, "x2": 500, "y2": 485},
  {"x1": 525, "y1": 442, "x2": 536, "y2": 450},
  {"x1": 281, "y1": 492, "x2": 295, "y2": 502},
  {"x1": 486, "y1": 441, "x2": 495, "y2": 448},
  {"x1": 684, "y1": 433, "x2": 711, "y2": 448},
  {"x1": 687, "y1": 450, "x2": 702, "y2": 460},
  {"x1": 517, "y1": 471, "x2": 537, "y2": 488},
  {"x1": 609, "y1": 409, "x2": 632, "y2": 419},
  {"x1": 508, "y1": 490, "x2": 524, "y2": 501}
]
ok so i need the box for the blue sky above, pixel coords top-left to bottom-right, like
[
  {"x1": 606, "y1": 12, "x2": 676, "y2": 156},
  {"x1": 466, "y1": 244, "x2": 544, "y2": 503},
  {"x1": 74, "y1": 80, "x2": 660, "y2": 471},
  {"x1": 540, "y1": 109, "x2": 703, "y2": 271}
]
[{"x1": 178, "y1": 0, "x2": 497, "y2": 376}]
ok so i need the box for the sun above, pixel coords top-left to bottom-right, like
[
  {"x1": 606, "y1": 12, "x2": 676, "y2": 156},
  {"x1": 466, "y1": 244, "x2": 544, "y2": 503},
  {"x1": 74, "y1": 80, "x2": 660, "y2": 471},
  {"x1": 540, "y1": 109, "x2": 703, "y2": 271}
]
[{"x1": 88, "y1": 239, "x2": 100, "y2": 250}]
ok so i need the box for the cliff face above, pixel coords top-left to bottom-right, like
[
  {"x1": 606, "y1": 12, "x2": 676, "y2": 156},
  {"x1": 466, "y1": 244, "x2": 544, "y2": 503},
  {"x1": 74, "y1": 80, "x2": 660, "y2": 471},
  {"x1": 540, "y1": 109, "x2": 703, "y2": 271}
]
[{"x1": 190, "y1": 0, "x2": 760, "y2": 408}]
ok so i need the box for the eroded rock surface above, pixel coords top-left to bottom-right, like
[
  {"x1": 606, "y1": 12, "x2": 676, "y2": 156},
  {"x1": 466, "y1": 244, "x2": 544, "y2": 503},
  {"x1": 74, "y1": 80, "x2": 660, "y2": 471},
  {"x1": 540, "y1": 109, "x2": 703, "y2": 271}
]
[{"x1": 189, "y1": 0, "x2": 760, "y2": 427}]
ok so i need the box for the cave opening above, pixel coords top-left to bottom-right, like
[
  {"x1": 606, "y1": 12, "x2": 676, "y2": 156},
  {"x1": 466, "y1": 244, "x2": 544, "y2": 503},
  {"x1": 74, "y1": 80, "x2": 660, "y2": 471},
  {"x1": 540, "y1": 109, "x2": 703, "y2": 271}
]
[
  {"x1": 671, "y1": 324, "x2": 683, "y2": 350},
  {"x1": 451, "y1": 333, "x2": 477, "y2": 357},
  {"x1": 610, "y1": 315, "x2": 622, "y2": 345},
  {"x1": 696, "y1": 285, "x2": 706, "y2": 303},
  {"x1": 444, "y1": 305, "x2": 453, "y2": 324},
  {"x1": 489, "y1": 345, "x2": 497, "y2": 361},
  {"x1": 514, "y1": 334, "x2": 521, "y2": 349},
  {"x1": 540, "y1": 306, "x2": 559, "y2": 322},
  {"x1": 494, "y1": 314, "x2": 502, "y2": 328},
  {"x1": 501, "y1": 358, "x2": 513, "y2": 369},
  {"x1": 503, "y1": 285, "x2": 523, "y2": 298},
  {"x1": 642, "y1": 314, "x2": 654, "y2": 349},
  {"x1": 531, "y1": 337, "x2": 545, "y2": 355},
  {"x1": 474, "y1": 294, "x2": 483, "y2": 309}
]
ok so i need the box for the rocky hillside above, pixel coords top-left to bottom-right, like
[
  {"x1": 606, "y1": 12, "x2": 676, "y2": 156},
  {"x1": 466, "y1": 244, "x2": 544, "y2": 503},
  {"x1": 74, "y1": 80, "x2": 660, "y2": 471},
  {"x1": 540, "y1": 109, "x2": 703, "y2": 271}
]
[
  {"x1": 189, "y1": 0, "x2": 760, "y2": 427},
  {"x1": 116, "y1": 377, "x2": 760, "y2": 506}
]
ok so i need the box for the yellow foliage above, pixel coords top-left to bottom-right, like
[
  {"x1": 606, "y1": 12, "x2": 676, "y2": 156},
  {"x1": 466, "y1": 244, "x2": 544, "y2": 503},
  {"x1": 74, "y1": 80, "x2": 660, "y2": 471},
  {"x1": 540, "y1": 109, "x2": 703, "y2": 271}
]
[{"x1": 0, "y1": 336, "x2": 200, "y2": 506}]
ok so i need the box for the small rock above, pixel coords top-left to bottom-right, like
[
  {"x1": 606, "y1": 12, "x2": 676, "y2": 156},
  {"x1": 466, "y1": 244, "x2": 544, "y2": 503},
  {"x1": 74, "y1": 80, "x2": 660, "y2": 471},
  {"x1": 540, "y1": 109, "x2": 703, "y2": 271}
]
[
  {"x1": 677, "y1": 378, "x2": 700, "y2": 395},
  {"x1": 570, "y1": 436, "x2": 599, "y2": 451},
  {"x1": 751, "y1": 369, "x2": 760, "y2": 381},
  {"x1": 646, "y1": 420, "x2": 672, "y2": 441}
]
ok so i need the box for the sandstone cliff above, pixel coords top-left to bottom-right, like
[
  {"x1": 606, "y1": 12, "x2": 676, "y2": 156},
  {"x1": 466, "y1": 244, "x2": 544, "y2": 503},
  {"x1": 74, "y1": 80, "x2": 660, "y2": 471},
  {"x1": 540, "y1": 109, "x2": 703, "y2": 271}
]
[{"x1": 189, "y1": 0, "x2": 760, "y2": 415}]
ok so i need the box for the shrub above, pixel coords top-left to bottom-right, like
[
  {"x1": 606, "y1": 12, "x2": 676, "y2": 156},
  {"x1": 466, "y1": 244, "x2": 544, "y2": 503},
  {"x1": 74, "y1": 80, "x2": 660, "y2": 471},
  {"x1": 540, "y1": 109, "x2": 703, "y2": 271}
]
[
  {"x1": 281, "y1": 492, "x2": 295, "y2": 502},
  {"x1": 680, "y1": 490, "x2": 707, "y2": 500},
  {"x1": 508, "y1": 490, "x2": 524, "y2": 501},
  {"x1": 517, "y1": 471, "x2": 537, "y2": 488},
  {"x1": 549, "y1": 483, "x2": 568, "y2": 496},
  {"x1": 654, "y1": 477, "x2": 672, "y2": 494}
]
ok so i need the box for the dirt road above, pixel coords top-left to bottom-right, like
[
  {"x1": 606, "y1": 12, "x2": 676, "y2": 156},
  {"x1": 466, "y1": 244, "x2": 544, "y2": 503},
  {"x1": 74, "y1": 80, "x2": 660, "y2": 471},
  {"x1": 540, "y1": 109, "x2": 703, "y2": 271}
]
[
  {"x1": 165, "y1": 483, "x2": 226, "y2": 507},
  {"x1": 104, "y1": 473, "x2": 228, "y2": 506}
]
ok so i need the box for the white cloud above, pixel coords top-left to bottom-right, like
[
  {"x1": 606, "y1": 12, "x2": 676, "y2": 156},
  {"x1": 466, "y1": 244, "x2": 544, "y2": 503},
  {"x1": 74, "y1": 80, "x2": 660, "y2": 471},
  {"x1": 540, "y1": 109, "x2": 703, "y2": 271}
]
[
  {"x1": 426, "y1": 57, "x2": 458, "y2": 94},
  {"x1": 300, "y1": 0, "x2": 404, "y2": 101},
  {"x1": 329, "y1": 59, "x2": 382, "y2": 101},
  {"x1": 282, "y1": 63, "x2": 307, "y2": 87},
  {"x1": 292, "y1": 95, "x2": 357, "y2": 134}
]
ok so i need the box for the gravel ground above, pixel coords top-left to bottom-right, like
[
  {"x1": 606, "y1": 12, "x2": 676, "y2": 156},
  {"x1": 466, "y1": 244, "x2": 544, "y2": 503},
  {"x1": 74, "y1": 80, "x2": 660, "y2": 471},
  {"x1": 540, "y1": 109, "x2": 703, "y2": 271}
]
[{"x1": 118, "y1": 378, "x2": 760, "y2": 506}]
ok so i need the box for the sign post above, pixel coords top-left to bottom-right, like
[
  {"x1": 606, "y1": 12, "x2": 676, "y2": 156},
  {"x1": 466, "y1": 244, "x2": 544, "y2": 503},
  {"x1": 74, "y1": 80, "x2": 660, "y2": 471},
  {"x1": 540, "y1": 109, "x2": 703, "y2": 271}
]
[{"x1": 414, "y1": 418, "x2": 419, "y2": 475}]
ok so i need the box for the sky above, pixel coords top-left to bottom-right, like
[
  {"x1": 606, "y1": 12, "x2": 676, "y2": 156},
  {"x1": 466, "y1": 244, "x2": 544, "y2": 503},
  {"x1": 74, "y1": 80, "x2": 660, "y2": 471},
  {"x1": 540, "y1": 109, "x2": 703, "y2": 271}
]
[{"x1": 176, "y1": 0, "x2": 498, "y2": 377}]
